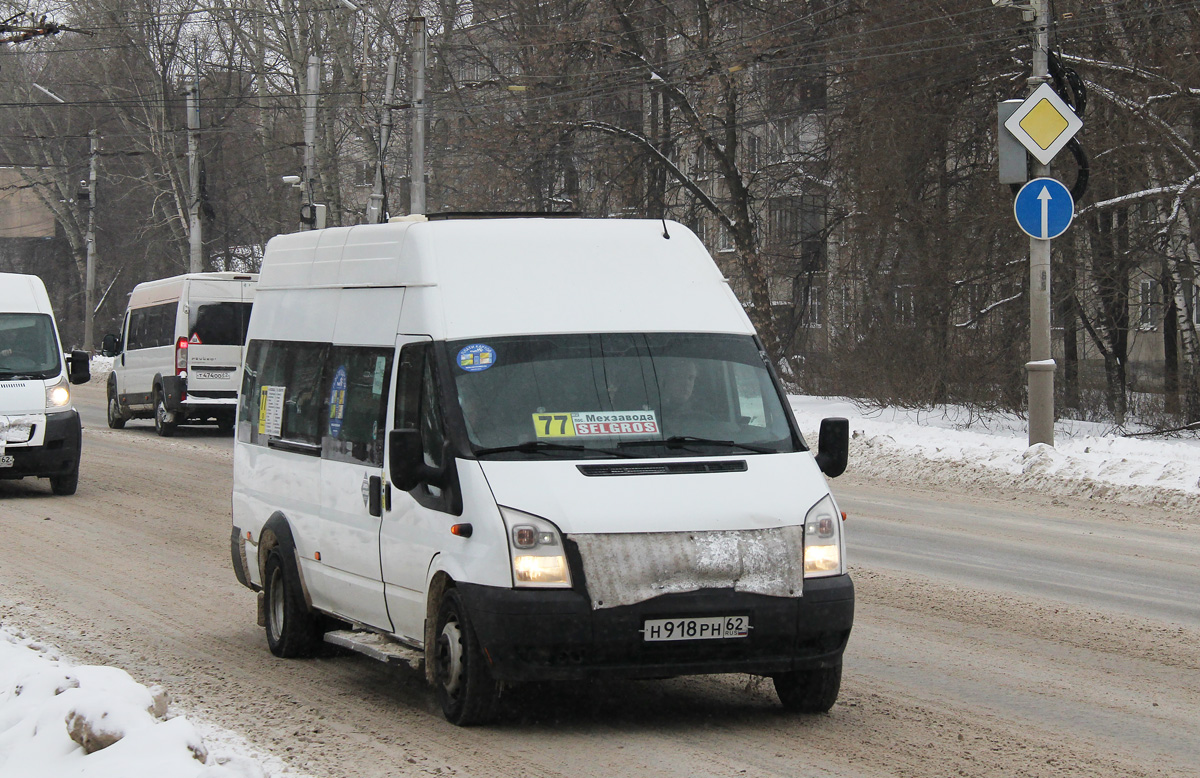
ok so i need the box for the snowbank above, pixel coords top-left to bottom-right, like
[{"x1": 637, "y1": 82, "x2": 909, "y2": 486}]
[
  {"x1": 0, "y1": 628, "x2": 277, "y2": 778},
  {"x1": 791, "y1": 397, "x2": 1200, "y2": 513}
]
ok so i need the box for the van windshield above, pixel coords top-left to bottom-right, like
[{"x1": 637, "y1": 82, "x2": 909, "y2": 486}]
[
  {"x1": 189, "y1": 301, "x2": 252, "y2": 346},
  {"x1": 0, "y1": 313, "x2": 61, "y2": 379},
  {"x1": 447, "y1": 333, "x2": 801, "y2": 459}
]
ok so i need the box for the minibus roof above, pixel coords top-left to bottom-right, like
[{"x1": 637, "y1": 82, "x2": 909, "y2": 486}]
[
  {"x1": 257, "y1": 218, "x2": 754, "y2": 340},
  {"x1": 0, "y1": 272, "x2": 53, "y2": 314}
]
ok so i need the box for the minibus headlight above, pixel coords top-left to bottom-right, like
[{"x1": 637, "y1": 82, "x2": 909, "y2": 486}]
[
  {"x1": 500, "y1": 507, "x2": 572, "y2": 588},
  {"x1": 803, "y1": 494, "x2": 844, "y2": 578},
  {"x1": 46, "y1": 376, "x2": 71, "y2": 408}
]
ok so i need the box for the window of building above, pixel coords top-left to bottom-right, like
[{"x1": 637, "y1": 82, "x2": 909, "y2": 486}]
[
  {"x1": 1140, "y1": 280, "x2": 1160, "y2": 328},
  {"x1": 802, "y1": 284, "x2": 824, "y2": 328},
  {"x1": 769, "y1": 195, "x2": 826, "y2": 272}
]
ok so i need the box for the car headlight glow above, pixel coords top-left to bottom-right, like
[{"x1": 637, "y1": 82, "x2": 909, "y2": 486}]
[
  {"x1": 803, "y1": 494, "x2": 844, "y2": 577},
  {"x1": 500, "y1": 506, "x2": 572, "y2": 588},
  {"x1": 46, "y1": 376, "x2": 71, "y2": 408}
]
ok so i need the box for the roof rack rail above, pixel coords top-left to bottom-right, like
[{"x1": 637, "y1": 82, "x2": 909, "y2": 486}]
[{"x1": 424, "y1": 211, "x2": 580, "y2": 221}]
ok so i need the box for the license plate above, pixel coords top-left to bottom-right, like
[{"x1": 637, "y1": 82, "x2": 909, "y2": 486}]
[
  {"x1": 193, "y1": 370, "x2": 231, "y2": 380},
  {"x1": 643, "y1": 615, "x2": 750, "y2": 642},
  {"x1": 0, "y1": 455, "x2": 13, "y2": 468}
]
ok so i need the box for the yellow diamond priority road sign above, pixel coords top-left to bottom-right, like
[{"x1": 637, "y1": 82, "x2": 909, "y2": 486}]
[{"x1": 1003, "y1": 82, "x2": 1082, "y2": 166}]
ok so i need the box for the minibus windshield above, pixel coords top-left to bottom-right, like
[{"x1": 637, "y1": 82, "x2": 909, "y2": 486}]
[
  {"x1": 0, "y1": 313, "x2": 61, "y2": 379},
  {"x1": 447, "y1": 333, "x2": 801, "y2": 459}
]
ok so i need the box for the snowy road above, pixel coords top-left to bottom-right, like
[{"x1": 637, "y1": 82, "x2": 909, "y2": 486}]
[{"x1": 1, "y1": 380, "x2": 1197, "y2": 778}]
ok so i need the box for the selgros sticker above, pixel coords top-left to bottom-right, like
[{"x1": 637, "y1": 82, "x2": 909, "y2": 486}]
[{"x1": 532, "y1": 410, "x2": 660, "y2": 438}]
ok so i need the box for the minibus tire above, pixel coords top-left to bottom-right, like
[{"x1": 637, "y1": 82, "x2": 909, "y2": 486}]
[
  {"x1": 433, "y1": 589, "x2": 499, "y2": 726},
  {"x1": 50, "y1": 470, "x2": 79, "y2": 496},
  {"x1": 153, "y1": 390, "x2": 178, "y2": 437},
  {"x1": 773, "y1": 662, "x2": 842, "y2": 713},
  {"x1": 263, "y1": 549, "x2": 322, "y2": 658},
  {"x1": 106, "y1": 380, "x2": 127, "y2": 429}
]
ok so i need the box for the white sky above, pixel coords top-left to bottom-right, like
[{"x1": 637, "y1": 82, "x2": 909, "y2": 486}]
[{"x1": 3, "y1": 395, "x2": 1196, "y2": 776}]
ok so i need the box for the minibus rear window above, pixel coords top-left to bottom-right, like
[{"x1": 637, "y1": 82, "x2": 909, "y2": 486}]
[
  {"x1": 0, "y1": 313, "x2": 61, "y2": 379},
  {"x1": 446, "y1": 332, "x2": 801, "y2": 459},
  {"x1": 189, "y1": 301, "x2": 252, "y2": 345}
]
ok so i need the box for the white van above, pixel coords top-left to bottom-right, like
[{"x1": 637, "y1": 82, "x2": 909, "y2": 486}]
[
  {"x1": 103, "y1": 272, "x2": 257, "y2": 435},
  {"x1": 0, "y1": 272, "x2": 90, "y2": 495},
  {"x1": 231, "y1": 217, "x2": 852, "y2": 725}
]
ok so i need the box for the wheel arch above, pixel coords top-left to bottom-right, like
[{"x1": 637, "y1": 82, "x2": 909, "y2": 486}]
[
  {"x1": 424, "y1": 569, "x2": 455, "y2": 685},
  {"x1": 258, "y1": 512, "x2": 314, "y2": 611}
]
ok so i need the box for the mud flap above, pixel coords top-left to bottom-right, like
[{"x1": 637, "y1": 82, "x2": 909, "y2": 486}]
[{"x1": 161, "y1": 375, "x2": 186, "y2": 410}]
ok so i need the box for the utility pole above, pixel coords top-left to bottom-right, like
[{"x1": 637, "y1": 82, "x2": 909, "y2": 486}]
[
  {"x1": 411, "y1": 17, "x2": 426, "y2": 215},
  {"x1": 303, "y1": 55, "x2": 320, "y2": 229},
  {"x1": 366, "y1": 53, "x2": 398, "y2": 224},
  {"x1": 84, "y1": 130, "x2": 98, "y2": 351},
  {"x1": 1026, "y1": 0, "x2": 1055, "y2": 447},
  {"x1": 186, "y1": 64, "x2": 202, "y2": 272}
]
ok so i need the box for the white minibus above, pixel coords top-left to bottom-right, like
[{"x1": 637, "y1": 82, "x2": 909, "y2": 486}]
[
  {"x1": 103, "y1": 272, "x2": 257, "y2": 435},
  {"x1": 231, "y1": 217, "x2": 852, "y2": 725},
  {"x1": 0, "y1": 272, "x2": 90, "y2": 494}
]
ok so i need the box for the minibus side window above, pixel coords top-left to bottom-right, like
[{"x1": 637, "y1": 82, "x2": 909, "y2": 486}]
[
  {"x1": 238, "y1": 340, "x2": 264, "y2": 443},
  {"x1": 127, "y1": 309, "x2": 145, "y2": 350},
  {"x1": 394, "y1": 342, "x2": 456, "y2": 512},
  {"x1": 281, "y1": 343, "x2": 327, "y2": 443},
  {"x1": 157, "y1": 303, "x2": 176, "y2": 346},
  {"x1": 322, "y1": 346, "x2": 393, "y2": 466},
  {"x1": 419, "y1": 353, "x2": 446, "y2": 485},
  {"x1": 237, "y1": 339, "x2": 327, "y2": 449},
  {"x1": 394, "y1": 342, "x2": 445, "y2": 473}
]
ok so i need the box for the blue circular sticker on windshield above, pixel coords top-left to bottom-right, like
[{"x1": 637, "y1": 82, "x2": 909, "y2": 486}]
[{"x1": 457, "y1": 344, "x2": 496, "y2": 372}]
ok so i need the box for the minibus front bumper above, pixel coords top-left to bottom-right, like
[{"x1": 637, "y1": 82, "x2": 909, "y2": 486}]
[
  {"x1": 0, "y1": 410, "x2": 81, "y2": 479},
  {"x1": 456, "y1": 574, "x2": 853, "y2": 682}
]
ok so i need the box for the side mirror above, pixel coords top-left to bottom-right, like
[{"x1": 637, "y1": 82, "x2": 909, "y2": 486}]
[
  {"x1": 814, "y1": 417, "x2": 848, "y2": 478},
  {"x1": 389, "y1": 428, "x2": 427, "y2": 491},
  {"x1": 100, "y1": 333, "x2": 120, "y2": 357},
  {"x1": 68, "y1": 350, "x2": 91, "y2": 385}
]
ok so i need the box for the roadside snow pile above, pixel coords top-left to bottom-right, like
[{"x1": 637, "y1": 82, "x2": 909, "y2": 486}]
[
  {"x1": 0, "y1": 627, "x2": 267, "y2": 778},
  {"x1": 88, "y1": 355, "x2": 114, "y2": 378},
  {"x1": 791, "y1": 397, "x2": 1200, "y2": 512}
]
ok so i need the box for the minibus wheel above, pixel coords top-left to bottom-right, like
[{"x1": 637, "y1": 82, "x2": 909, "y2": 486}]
[
  {"x1": 434, "y1": 589, "x2": 499, "y2": 726},
  {"x1": 263, "y1": 548, "x2": 322, "y2": 658},
  {"x1": 153, "y1": 390, "x2": 178, "y2": 437},
  {"x1": 106, "y1": 379, "x2": 127, "y2": 429},
  {"x1": 773, "y1": 662, "x2": 842, "y2": 713}
]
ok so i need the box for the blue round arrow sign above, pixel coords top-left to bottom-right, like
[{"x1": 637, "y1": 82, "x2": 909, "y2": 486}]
[{"x1": 1014, "y1": 177, "x2": 1074, "y2": 240}]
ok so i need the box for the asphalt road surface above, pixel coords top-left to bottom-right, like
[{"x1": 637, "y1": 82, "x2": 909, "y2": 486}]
[{"x1": 1, "y1": 379, "x2": 1196, "y2": 778}]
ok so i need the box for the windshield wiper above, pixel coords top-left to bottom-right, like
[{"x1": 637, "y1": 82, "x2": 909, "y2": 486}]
[
  {"x1": 618, "y1": 436, "x2": 775, "y2": 454},
  {"x1": 474, "y1": 440, "x2": 638, "y2": 458},
  {"x1": 0, "y1": 372, "x2": 41, "y2": 380}
]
